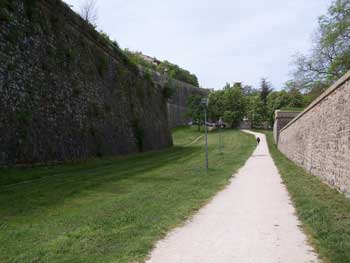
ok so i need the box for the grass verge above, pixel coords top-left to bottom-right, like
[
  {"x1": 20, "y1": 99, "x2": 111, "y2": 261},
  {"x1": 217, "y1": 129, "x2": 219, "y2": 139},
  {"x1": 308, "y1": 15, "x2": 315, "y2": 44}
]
[
  {"x1": 0, "y1": 128, "x2": 255, "y2": 263},
  {"x1": 262, "y1": 130, "x2": 350, "y2": 263}
]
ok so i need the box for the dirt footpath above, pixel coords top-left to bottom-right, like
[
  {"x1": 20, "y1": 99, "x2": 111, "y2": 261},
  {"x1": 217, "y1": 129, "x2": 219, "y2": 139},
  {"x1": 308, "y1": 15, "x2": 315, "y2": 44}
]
[{"x1": 146, "y1": 131, "x2": 319, "y2": 263}]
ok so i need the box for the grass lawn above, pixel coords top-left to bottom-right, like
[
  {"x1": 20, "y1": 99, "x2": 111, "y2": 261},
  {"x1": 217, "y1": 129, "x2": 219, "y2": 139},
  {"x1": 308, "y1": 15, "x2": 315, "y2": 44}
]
[
  {"x1": 263, "y1": 130, "x2": 350, "y2": 263},
  {"x1": 0, "y1": 128, "x2": 255, "y2": 263}
]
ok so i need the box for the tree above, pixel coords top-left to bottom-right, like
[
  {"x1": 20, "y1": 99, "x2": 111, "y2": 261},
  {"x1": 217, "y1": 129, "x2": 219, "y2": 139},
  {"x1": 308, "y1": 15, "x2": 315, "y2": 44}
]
[
  {"x1": 80, "y1": 0, "x2": 98, "y2": 26},
  {"x1": 207, "y1": 83, "x2": 246, "y2": 128},
  {"x1": 260, "y1": 78, "x2": 272, "y2": 106},
  {"x1": 208, "y1": 90, "x2": 225, "y2": 121},
  {"x1": 257, "y1": 78, "x2": 272, "y2": 123},
  {"x1": 289, "y1": 0, "x2": 350, "y2": 96},
  {"x1": 186, "y1": 95, "x2": 204, "y2": 131},
  {"x1": 223, "y1": 85, "x2": 246, "y2": 128}
]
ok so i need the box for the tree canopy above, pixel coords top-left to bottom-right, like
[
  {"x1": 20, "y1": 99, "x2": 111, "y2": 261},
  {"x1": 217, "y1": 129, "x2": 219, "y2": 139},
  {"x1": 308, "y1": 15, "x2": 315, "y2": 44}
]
[{"x1": 288, "y1": 0, "x2": 350, "y2": 98}]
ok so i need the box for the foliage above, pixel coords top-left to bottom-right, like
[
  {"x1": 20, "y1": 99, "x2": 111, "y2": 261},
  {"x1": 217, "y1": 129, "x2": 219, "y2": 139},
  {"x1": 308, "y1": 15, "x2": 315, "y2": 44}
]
[
  {"x1": 266, "y1": 89, "x2": 305, "y2": 125},
  {"x1": 263, "y1": 130, "x2": 350, "y2": 263},
  {"x1": 163, "y1": 79, "x2": 175, "y2": 99},
  {"x1": 209, "y1": 79, "x2": 308, "y2": 128},
  {"x1": 0, "y1": 129, "x2": 255, "y2": 263},
  {"x1": 208, "y1": 83, "x2": 245, "y2": 128},
  {"x1": 124, "y1": 50, "x2": 157, "y2": 71},
  {"x1": 0, "y1": 0, "x2": 11, "y2": 21},
  {"x1": 124, "y1": 51, "x2": 199, "y2": 87},
  {"x1": 208, "y1": 90, "x2": 225, "y2": 121},
  {"x1": 260, "y1": 78, "x2": 272, "y2": 106},
  {"x1": 186, "y1": 95, "x2": 204, "y2": 131},
  {"x1": 158, "y1": 60, "x2": 199, "y2": 87},
  {"x1": 288, "y1": 0, "x2": 350, "y2": 96}
]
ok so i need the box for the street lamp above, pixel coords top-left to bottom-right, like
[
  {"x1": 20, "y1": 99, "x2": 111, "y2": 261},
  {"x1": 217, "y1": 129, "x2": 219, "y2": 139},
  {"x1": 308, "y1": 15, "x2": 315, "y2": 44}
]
[{"x1": 201, "y1": 98, "x2": 209, "y2": 172}]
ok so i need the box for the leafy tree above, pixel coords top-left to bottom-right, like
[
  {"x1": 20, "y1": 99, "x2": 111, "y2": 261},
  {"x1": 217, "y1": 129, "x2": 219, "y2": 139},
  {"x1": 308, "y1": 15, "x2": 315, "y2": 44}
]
[
  {"x1": 208, "y1": 90, "x2": 225, "y2": 121},
  {"x1": 256, "y1": 78, "x2": 272, "y2": 123},
  {"x1": 208, "y1": 83, "x2": 245, "y2": 128},
  {"x1": 186, "y1": 95, "x2": 204, "y2": 131},
  {"x1": 289, "y1": 0, "x2": 350, "y2": 96},
  {"x1": 287, "y1": 88, "x2": 304, "y2": 108},
  {"x1": 223, "y1": 85, "x2": 246, "y2": 127},
  {"x1": 260, "y1": 78, "x2": 272, "y2": 106}
]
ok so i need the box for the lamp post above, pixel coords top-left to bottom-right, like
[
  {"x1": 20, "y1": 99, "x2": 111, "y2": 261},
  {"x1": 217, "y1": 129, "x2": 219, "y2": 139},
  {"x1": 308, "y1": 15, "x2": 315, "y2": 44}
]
[{"x1": 201, "y1": 98, "x2": 209, "y2": 172}]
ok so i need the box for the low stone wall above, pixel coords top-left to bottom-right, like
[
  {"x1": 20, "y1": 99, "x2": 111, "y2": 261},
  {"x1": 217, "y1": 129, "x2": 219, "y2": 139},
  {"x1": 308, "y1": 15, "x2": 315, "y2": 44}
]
[
  {"x1": 278, "y1": 71, "x2": 350, "y2": 196},
  {"x1": 273, "y1": 111, "x2": 301, "y2": 143}
]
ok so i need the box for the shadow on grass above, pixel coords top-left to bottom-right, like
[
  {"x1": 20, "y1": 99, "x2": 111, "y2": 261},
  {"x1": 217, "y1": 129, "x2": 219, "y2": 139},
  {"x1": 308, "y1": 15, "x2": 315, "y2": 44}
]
[{"x1": 0, "y1": 146, "x2": 201, "y2": 217}]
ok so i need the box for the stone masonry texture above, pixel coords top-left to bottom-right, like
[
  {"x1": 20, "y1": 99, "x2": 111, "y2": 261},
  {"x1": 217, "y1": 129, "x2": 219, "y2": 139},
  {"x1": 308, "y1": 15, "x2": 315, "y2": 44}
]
[
  {"x1": 273, "y1": 111, "x2": 301, "y2": 144},
  {"x1": 278, "y1": 71, "x2": 350, "y2": 197},
  {"x1": 150, "y1": 71, "x2": 209, "y2": 128},
  {"x1": 0, "y1": 0, "x2": 176, "y2": 165}
]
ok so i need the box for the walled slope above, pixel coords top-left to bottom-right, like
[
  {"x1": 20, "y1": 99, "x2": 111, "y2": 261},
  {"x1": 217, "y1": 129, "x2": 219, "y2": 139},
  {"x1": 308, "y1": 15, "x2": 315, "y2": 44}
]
[
  {"x1": 278, "y1": 71, "x2": 350, "y2": 196},
  {"x1": 0, "y1": 0, "x2": 172, "y2": 164}
]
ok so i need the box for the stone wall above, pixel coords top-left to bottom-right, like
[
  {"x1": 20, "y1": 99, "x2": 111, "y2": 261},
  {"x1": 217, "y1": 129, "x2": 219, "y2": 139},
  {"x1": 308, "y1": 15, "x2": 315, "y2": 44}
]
[
  {"x1": 150, "y1": 71, "x2": 209, "y2": 128},
  {"x1": 273, "y1": 111, "x2": 301, "y2": 144},
  {"x1": 0, "y1": 0, "x2": 173, "y2": 165},
  {"x1": 278, "y1": 71, "x2": 350, "y2": 196},
  {"x1": 167, "y1": 80, "x2": 209, "y2": 128}
]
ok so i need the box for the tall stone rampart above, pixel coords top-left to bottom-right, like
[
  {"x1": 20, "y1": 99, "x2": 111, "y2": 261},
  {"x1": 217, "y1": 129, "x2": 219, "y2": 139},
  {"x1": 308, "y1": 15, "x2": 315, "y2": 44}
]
[
  {"x1": 0, "y1": 0, "x2": 173, "y2": 165},
  {"x1": 148, "y1": 70, "x2": 210, "y2": 128},
  {"x1": 278, "y1": 71, "x2": 350, "y2": 196},
  {"x1": 167, "y1": 80, "x2": 209, "y2": 128}
]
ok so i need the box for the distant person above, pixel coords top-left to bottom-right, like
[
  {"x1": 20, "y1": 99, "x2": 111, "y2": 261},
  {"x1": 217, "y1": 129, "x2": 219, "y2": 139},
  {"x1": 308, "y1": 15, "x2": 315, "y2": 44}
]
[{"x1": 256, "y1": 137, "x2": 261, "y2": 145}]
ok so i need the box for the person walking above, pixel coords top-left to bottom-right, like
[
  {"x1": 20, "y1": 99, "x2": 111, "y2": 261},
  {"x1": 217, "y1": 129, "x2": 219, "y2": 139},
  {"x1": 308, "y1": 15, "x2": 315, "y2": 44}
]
[{"x1": 256, "y1": 137, "x2": 261, "y2": 145}]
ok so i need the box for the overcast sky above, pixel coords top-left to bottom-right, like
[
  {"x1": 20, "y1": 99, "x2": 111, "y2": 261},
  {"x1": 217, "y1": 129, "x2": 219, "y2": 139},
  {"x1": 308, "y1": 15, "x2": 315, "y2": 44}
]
[{"x1": 64, "y1": 0, "x2": 332, "y2": 90}]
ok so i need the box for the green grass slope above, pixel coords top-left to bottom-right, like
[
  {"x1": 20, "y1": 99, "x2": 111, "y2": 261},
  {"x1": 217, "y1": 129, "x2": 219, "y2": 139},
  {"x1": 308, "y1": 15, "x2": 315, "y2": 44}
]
[{"x1": 0, "y1": 128, "x2": 255, "y2": 263}]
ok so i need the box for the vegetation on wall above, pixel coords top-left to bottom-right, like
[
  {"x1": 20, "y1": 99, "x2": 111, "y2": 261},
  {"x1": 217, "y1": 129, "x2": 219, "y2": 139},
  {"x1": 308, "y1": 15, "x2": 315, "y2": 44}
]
[
  {"x1": 163, "y1": 79, "x2": 176, "y2": 99},
  {"x1": 0, "y1": 0, "x2": 172, "y2": 164},
  {"x1": 124, "y1": 50, "x2": 200, "y2": 87}
]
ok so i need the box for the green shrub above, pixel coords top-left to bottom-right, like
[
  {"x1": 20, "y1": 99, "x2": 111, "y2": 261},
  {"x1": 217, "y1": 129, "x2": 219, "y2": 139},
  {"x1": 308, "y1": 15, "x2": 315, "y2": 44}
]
[{"x1": 163, "y1": 79, "x2": 175, "y2": 99}]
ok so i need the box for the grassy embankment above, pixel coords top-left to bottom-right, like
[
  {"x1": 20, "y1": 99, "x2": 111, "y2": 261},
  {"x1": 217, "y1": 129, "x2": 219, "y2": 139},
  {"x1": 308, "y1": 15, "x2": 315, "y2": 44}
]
[
  {"x1": 0, "y1": 127, "x2": 255, "y2": 263},
  {"x1": 263, "y1": 130, "x2": 350, "y2": 263}
]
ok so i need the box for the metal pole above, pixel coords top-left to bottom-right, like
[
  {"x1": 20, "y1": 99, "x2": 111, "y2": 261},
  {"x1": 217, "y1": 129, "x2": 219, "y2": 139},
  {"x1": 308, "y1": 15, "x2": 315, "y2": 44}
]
[
  {"x1": 205, "y1": 108, "x2": 208, "y2": 172},
  {"x1": 219, "y1": 123, "x2": 222, "y2": 154},
  {"x1": 219, "y1": 117, "x2": 222, "y2": 154}
]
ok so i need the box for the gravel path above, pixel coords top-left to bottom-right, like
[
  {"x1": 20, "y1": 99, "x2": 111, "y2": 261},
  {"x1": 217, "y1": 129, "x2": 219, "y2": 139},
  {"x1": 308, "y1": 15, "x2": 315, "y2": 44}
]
[{"x1": 146, "y1": 131, "x2": 319, "y2": 263}]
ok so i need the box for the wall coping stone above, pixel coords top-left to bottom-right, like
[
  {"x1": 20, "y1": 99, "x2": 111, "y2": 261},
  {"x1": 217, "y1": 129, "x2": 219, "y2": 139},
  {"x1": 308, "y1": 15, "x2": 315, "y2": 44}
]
[
  {"x1": 280, "y1": 70, "x2": 350, "y2": 133},
  {"x1": 275, "y1": 110, "x2": 301, "y2": 119}
]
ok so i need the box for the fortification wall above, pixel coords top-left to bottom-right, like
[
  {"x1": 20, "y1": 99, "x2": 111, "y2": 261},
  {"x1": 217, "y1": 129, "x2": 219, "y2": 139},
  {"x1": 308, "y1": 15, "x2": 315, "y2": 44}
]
[
  {"x1": 0, "y1": 0, "x2": 173, "y2": 165},
  {"x1": 278, "y1": 71, "x2": 350, "y2": 196},
  {"x1": 167, "y1": 80, "x2": 209, "y2": 128},
  {"x1": 273, "y1": 111, "x2": 301, "y2": 143}
]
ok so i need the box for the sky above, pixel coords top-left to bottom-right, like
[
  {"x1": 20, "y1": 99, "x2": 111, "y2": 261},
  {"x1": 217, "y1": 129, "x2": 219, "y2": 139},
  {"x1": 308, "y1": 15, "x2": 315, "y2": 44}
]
[{"x1": 63, "y1": 0, "x2": 332, "y2": 90}]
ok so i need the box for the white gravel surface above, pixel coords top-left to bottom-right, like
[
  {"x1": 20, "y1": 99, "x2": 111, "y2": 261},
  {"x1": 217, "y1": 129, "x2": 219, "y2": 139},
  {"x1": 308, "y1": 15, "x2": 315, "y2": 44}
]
[{"x1": 146, "y1": 130, "x2": 319, "y2": 263}]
